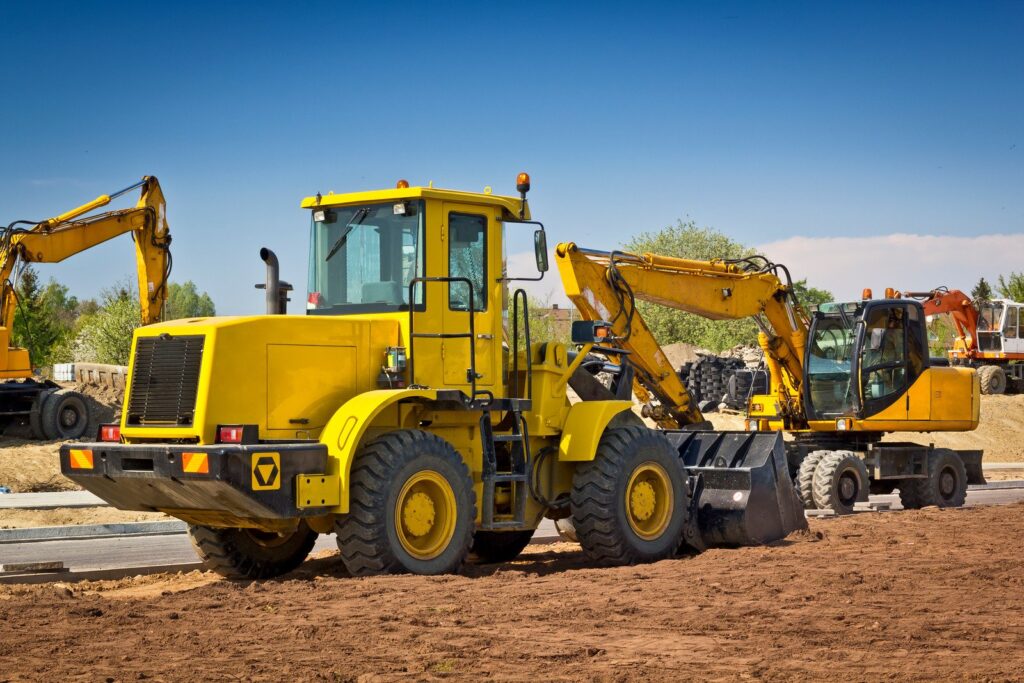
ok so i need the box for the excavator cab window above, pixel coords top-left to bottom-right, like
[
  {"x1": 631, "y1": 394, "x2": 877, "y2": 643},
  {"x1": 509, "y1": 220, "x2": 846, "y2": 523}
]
[{"x1": 805, "y1": 312, "x2": 858, "y2": 418}]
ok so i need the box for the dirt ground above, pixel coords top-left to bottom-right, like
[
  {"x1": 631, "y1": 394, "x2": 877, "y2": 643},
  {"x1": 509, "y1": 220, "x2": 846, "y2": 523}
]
[
  {"x1": 0, "y1": 503, "x2": 1021, "y2": 681},
  {"x1": 0, "y1": 506, "x2": 166, "y2": 529}
]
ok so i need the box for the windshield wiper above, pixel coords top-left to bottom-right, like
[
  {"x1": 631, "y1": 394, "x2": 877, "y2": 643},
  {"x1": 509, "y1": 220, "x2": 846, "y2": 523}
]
[{"x1": 325, "y1": 208, "x2": 369, "y2": 262}]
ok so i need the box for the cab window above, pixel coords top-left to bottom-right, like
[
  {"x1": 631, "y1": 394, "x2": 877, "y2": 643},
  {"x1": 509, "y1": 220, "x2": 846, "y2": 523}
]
[
  {"x1": 861, "y1": 305, "x2": 907, "y2": 403},
  {"x1": 448, "y1": 213, "x2": 487, "y2": 311}
]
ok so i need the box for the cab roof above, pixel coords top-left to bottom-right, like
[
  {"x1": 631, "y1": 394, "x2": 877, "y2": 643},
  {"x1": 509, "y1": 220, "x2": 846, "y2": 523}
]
[{"x1": 300, "y1": 185, "x2": 531, "y2": 221}]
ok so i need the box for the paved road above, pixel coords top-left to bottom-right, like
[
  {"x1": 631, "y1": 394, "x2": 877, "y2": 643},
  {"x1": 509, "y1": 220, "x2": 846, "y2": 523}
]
[{"x1": 2, "y1": 486, "x2": 1022, "y2": 582}]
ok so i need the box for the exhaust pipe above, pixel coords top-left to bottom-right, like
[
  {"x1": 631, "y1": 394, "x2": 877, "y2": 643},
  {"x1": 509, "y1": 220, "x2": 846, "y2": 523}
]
[{"x1": 257, "y1": 247, "x2": 293, "y2": 314}]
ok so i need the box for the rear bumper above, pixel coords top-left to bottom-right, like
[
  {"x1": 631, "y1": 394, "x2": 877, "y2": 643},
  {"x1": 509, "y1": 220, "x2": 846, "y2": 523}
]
[{"x1": 59, "y1": 442, "x2": 329, "y2": 520}]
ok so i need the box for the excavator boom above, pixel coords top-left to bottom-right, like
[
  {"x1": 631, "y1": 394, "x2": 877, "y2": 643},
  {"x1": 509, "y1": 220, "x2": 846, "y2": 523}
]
[
  {"x1": 555, "y1": 242, "x2": 809, "y2": 428},
  {"x1": 0, "y1": 176, "x2": 171, "y2": 374}
]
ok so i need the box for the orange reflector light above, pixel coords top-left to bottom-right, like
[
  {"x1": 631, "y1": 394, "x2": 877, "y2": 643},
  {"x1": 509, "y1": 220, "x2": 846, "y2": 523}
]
[
  {"x1": 69, "y1": 449, "x2": 94, "y2": 470},
  {"x1": 862, "y1": 288, "x2": 873, "y2": 300},
  {"x1": 99, "y1": 424, "x2": 120, "y2": 442},
  {"x1": 182, "y1": 452, "x2": 210, "y2": 474},
  {"x1": 516, "y1": 172, "x2": 531, "y2": 193},
  {"x1": 396, "y1": 179, "x2": 409, "y2": 189}
]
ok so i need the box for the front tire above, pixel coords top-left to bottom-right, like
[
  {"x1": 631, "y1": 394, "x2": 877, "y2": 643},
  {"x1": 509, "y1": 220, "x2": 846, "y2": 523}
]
[
  {"x1": 811, "y1": 450, "x2": 869, "y2": 514},
  {"x1": 335, "y1": 430, "x2": 476, "y2": 576},
  {"x1": 979, "y1": 365, "x2": 1007, "y2": 395},
  {"x1": 188, "y1": 522, "x2": 317, "y2": 579},
  {"x1": 570, "y1": 426, "x2": 688, "y2": 566}
]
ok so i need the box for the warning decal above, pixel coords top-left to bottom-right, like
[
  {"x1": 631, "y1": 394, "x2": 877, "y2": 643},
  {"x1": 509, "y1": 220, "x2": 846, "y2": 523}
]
[{"x1": 251, "y1": 453, "x2": 281, "y2": 490}]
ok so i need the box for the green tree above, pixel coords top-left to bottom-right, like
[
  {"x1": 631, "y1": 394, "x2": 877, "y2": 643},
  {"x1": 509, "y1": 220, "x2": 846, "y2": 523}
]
[
  {"x1": 11, "y1": 267, "x2": 64, "y2": 367},
  {"x1": 74, "y1": 283, "x2": 143, "y2": 365},
  {"x1": 165, "y1": 281, "x2": 216, "y2": 319},
  {"x1": 792, "y1": 278, "x2": 834, "y2": 309},
  {"x1": 972, "y1": 277, "x2": 993, "y2": 302},
  {"x1": 997, "y1": 272, "x2": 1024, "y2": 302}
]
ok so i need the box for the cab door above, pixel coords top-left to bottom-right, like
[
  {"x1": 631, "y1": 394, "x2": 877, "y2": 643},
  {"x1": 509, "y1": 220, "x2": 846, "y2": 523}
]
[
  {"x1": 441, "y1": 203, "x2": 497, "y2": 390},
  {"x1": 858, "y1": 302, "x2": 928, "y2": 421},
  {"x1": 1003, "y1": 305, "x2": 1023, "y2": 354}
]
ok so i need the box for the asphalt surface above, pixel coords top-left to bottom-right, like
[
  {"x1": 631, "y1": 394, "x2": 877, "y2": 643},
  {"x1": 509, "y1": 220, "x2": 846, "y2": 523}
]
[{"x1": 3, "y1": 486, "x2": 1024, "y2": 582}]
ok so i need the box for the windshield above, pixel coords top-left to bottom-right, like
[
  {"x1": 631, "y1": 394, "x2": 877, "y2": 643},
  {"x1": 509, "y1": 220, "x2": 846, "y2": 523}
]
[
  {"x1": 806, "y1": 313, "x2": 857, "y2": 418},
  {"x1": 306, "y1": 201, "x2": 424, "y2": 314}
]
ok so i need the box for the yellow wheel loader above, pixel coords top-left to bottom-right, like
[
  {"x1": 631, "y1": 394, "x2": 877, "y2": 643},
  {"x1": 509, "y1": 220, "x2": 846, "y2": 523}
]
[
  {"x1": 1, "y1": 177, "x2": 171, "y2": 439},
  {"x1": 60, "y1": 175, "x2": 805, "y2": 579},
  {"x1": 555, "y1": 245, "x2": 984, "y2": 516}
]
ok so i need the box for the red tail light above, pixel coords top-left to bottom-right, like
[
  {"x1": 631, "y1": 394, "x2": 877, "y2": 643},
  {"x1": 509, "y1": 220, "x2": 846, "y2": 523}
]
[
  {"x1": 218, "y1": 425, "x2": 245, "y2": 443},
  {"x1": 99, "y1": 424, "x2": 121, "y2": 442}
]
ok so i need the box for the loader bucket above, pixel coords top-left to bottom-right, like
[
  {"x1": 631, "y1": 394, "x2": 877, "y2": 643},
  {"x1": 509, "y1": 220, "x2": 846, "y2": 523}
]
[{"x1": 665, "y1": 430, "x2": 807, "y2": 547}]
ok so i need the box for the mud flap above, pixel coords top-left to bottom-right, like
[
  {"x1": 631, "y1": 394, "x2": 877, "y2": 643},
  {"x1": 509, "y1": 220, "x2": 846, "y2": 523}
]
[{"x1": 665, "y1": 431, "x2": 808, "y2": 548}]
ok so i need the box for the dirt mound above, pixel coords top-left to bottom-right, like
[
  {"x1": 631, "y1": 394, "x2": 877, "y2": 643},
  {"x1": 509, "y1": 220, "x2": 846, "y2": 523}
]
[
  {"x1": 0, "y1": 507, "x2": 166, "y2": 529},
  {"x1": 885, "y1": 393, "x2": 1024, "y2": 461},
  {"x1": 661, "y1": 341, "x2": 702, "y2": 367},
  {"x1": 0, "y1": 438, "x2": 78, "y2": 492},
  {"x1": 2, "y1": 504, "x2": 1023, "y2": 680}
]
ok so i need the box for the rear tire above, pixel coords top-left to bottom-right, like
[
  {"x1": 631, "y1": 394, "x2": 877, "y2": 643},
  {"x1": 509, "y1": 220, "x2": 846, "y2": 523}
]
[
  {"x1": 811, "y1": 450, "x2": 869, "y2": 515},
  {"x1": 570, "y1": 426, "x2": 688, "y2": 566},
  {"x1": 979, "y1": 365, "x2": 1007, "y2": 395},
  {"x1": 41, "y1": 389, "x2": 89, "y2": 440},
  {"x1": 907, "y1": 449, "x2": 968, "y2": 508},
  {"x1": 335, "y1": 430, "x2": 475, "y2": 576},
  {"x1": 29, "y1": 390, "x2": 52, "y2": 440},
  {"x1": 189, "y1": 522, "x2": 317, "y2": 579},
  {"x1": 796, "y1": 450, "x2": 828, "y2": 509},
  {"x1": 470, "y1": 529, "x2": 534, "y2": 563}
]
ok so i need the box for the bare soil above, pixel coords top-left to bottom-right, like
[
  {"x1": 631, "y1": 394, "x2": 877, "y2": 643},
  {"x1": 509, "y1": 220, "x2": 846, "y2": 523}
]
[
  {"x1": 0, "y1": 503, "x2": 1022, "y2": 681},
  {"x1": 0, "y1": 507, "x2": 166, "y2": 529}
]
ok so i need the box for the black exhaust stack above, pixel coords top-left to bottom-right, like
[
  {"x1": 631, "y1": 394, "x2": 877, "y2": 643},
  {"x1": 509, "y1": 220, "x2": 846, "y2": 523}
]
[{"x1": 256, "y1": 248, "x2": 293, "y2": 314}]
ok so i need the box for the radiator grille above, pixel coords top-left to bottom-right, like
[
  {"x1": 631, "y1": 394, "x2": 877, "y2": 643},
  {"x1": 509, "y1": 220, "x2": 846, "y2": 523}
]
[{"x1": 126, "y1": 335, "x2": 205, "y2": 426}]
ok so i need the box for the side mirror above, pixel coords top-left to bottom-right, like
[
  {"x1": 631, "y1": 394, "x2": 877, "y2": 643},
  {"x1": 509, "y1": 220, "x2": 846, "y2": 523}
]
[{"x1": 534, "y1": 229, "x2": 549, "y2": 273}]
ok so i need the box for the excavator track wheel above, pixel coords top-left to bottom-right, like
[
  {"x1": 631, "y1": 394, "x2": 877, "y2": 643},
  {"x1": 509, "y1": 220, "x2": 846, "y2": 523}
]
[
  {"x1": 570, "y1": 426, "x2": 687, "y2": 566},
  {"x1": 811, "y1": 450, "x2": 869, "y2": 515},
  {"x1": 335, "y1": 430, "x2": 475, "y2": 576},
  {"x1": 904, "y1": 449, "x2": 967, "y2": 508},
  {"x1": 470, "y1": 529, "x2": 535, "y2": 563},
  {"x1": 41, "y1": 389, "x2": 90, "y2": 441},
  {"x1": 188, "y1": 521, "x2": 318, "y2": 580},
  {"x1": 796, "y1": 450, "x2": 829, "y2": 509}
]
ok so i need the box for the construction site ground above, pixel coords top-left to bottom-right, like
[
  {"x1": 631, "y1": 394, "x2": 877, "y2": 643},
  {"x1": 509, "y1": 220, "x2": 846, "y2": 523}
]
[{"x1": 0, "y1": 503, "x2": 1021, "y2": 681}]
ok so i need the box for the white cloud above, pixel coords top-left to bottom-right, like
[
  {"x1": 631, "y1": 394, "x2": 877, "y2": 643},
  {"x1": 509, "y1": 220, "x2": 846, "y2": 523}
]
[{"x1": 756, "y1": 233, "x2": 1024, "y2": 301}]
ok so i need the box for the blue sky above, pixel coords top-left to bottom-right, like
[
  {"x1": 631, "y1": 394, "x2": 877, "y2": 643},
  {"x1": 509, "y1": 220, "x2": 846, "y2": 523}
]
[{"x1": 1, "y1": 1, "x2": 1021, "y2": 312}]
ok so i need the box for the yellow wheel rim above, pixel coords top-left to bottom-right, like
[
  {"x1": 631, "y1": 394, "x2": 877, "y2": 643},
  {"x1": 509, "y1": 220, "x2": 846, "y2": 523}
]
[
  {"x1": 395, "y1": 470, "x2": 457, "y2": 561},
  {"x1": 625, "y1": 462, "x2": 673, "y2": 540}
]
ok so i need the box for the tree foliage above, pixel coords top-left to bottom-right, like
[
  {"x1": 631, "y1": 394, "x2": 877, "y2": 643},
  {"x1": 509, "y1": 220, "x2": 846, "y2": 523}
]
[
  {"x1": 997, "y1": 272, "x2": 1024, "y2": 302},
  {"x1": 623, "y1": 220, "x2": 833, "y2": 352},
  {"x1": 971, "y1": 277, "x2": 993, "y2": 302},
  {"x1": 166, "y1": 281, "x2": 216, "y2": 319}
]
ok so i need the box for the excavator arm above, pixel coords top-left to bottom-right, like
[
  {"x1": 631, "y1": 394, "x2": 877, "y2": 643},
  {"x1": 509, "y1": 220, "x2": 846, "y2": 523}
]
[
  {"x1": 0, "y1": 176, "x2": 171, "y2": 373},
  {"x1": 902, "y1": 288, "x2": 979, "y2": 355},
  {"x1": 555, "y1": 242, "x2": 810, "y2": 428}
]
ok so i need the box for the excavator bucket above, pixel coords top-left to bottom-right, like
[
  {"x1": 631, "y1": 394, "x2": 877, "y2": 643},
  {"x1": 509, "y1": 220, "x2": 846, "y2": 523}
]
[{"x1": 665, "y1": 430, "x2": 807, "y2": 548}]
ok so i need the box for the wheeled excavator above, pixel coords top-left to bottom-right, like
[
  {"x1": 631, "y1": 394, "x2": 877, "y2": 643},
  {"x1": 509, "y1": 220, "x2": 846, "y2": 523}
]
[
  {"x1": 61, "y1": 175, "x2": 805, "y2": 579},
  {"x1": 1, "y1": 177, "x2": 171, "y2": 439},
  {"x1": 555, "y1": 245, "x2": 984, "y2": 515},
  {"x1": 900, "y1": 288, "x2": 1023, "y2": 395}
]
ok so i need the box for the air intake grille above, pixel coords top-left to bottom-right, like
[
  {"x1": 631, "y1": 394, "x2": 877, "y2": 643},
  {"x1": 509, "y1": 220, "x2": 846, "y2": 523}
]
[{"x1": 126, "y1": 335, "x2": 205, "y2": 426}]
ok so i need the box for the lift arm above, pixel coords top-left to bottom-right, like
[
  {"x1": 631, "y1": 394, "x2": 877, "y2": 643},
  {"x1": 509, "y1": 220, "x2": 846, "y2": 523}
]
[
  {"x1": 902, "y1": 288, "x2": 979, "y2": 355},
  {"x1": 555, "y1": 243, "x2": 809, "y2": 428},
  {"x1": 0, "y1": 177, "x2": 171, "y2": 372}
]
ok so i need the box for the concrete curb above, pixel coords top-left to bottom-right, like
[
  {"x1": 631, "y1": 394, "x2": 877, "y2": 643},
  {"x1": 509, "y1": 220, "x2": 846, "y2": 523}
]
[
  {"x1": 0, "y1": 562, "x2": 202, "y2": 585},
  {"x1": 0, "y1": 491, "x2": 106, "y2": 510},
  {"x1": 0, "y1": 521, "x2": 187, "y2": 544}
]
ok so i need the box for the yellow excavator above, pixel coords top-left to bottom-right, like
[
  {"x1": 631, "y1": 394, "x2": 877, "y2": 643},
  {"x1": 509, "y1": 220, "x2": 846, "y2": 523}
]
[
  {"x1": 555, "y1": 244, "x2": 984, "y2": 514},
  {"x1": 1, "y1": 177, "x2": 171, "y2": 439}
]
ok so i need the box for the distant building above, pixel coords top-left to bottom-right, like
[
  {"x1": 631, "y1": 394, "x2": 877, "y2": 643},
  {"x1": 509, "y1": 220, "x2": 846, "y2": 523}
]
[{"x1": 537, "y1": 303, "x2": 578, "y2": 340}]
